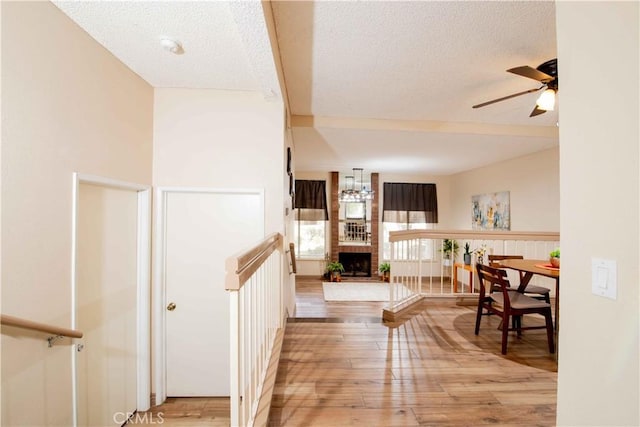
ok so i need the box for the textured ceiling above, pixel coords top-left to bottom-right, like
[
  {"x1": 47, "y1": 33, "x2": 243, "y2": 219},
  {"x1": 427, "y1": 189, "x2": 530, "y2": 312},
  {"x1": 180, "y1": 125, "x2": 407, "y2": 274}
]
[
  {"x1": 272, "y1": 1, "x2": 557, "y2": 126},
  {"x1": 51, "y1": 1, "x2": 263, "y2": 91},
  {"x1": 51, "y1": 0, "x2": 559, "y2": 176}
]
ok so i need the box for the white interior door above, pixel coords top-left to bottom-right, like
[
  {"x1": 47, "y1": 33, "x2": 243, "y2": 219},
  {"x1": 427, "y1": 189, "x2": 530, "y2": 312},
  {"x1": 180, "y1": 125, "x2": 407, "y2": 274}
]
[
  {"x1": 165, "y1": 191, "x2": 263, "y2": 396},
  {"x1": 76, "y1": 183, "x2": 138, "y2": 426}
]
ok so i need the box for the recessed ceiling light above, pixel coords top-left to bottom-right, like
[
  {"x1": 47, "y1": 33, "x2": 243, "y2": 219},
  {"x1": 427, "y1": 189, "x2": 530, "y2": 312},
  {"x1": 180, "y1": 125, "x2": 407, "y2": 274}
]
[{"x1": 160, "y1": 38, "x2": 184, "y2": 55}]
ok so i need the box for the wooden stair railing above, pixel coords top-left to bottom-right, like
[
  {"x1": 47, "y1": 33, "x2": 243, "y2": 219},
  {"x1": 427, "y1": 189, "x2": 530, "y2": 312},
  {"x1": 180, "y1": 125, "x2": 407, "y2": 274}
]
[
  {"x1": 1, "y1": 314, "x2": 83, "y2": 346},
  {"x1": 226, "y1": 233, "x2": 287, "y2": 427}
]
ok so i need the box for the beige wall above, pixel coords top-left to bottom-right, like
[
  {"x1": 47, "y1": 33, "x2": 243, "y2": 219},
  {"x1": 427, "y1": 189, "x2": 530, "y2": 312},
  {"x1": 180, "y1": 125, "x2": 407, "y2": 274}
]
[
  {"x1": 153, "y1": 88, "x2": 285, "y2": 234},
  {"x1": 1, "y1": 2, "x2": 153, "y2": 425},
  {"x1": 450, "y1": 147, "x2": 560, "y2": 231},
  {"x1": 556, "y1": 2, "x2": 639, "y2": 426}
]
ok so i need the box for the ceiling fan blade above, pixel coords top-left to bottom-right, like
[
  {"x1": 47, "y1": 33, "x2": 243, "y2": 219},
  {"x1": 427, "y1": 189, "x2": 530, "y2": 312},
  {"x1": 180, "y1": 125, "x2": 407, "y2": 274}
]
[
  {"x1": 472, "y1": 86, "x2": 543, "y2": 109},
  {"x1": 507, "y1": 65, "x2": 554, "y2": 83},
  {"x1": 529, "y1": 105, "x2": 547, "y2": 117}
]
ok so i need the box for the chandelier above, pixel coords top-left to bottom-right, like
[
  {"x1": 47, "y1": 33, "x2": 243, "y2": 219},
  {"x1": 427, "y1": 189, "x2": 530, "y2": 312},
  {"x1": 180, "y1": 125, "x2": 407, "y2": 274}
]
[{"x1": 339, "y1": 168, "x2": 374, "y2": 202}]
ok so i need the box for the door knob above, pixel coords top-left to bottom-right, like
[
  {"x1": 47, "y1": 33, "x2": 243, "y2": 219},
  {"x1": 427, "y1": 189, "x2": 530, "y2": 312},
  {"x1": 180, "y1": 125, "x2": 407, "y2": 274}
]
[{"x1": 167, "y1": 302, "x2": 176, "y2": 311}]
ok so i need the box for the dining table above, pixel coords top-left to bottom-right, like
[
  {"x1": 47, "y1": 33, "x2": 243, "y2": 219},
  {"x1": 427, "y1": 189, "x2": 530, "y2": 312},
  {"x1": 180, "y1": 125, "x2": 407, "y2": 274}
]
[{"x1": 499, "y1": 258, "x2": 560, "y2": 330}]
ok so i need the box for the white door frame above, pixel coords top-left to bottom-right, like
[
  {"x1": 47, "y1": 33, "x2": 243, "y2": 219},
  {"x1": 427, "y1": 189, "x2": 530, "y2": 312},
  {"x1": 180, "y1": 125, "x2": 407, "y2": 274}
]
[
  {"x1": 153, "y1": 187, "x2": 264, "y2": 406},
  {"x1": 71, "y1": 173, "x2": 152, "y2": 426}
]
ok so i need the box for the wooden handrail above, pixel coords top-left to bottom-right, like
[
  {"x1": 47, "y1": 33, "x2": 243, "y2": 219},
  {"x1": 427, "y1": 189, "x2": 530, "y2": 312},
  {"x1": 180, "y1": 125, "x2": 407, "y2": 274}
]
[
  {"x1": 225, "y1": 233, "x2": 283, "y2": 291},
  {"x1": 289, "y1": 242, "x2": 297, "y2": 274},
  {"x1": 389, "y1": 229, "x2": 559, "y2": 242},
  {"x1": 1, "y1": 314, "x2": 83, "y2": 339}
]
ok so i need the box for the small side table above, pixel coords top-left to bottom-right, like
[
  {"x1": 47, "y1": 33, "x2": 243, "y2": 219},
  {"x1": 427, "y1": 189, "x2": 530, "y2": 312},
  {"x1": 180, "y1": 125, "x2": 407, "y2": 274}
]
[{"x1": 453, "y1": 263, "x2": 475, "y2": 293}]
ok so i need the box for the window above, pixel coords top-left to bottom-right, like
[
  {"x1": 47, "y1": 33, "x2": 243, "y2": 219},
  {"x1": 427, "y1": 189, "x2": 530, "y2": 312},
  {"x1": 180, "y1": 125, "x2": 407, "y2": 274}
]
[
  {"x1": 382, "y1": 222, "x2": 434, "y2": 261},
  {"x1": 382, "y1": 182, "x2": 438, "y2": 223},
  {"x1": 294, "y1": 220, "x2": 325, "y2": 259},
  {"x1": 294, "y1": 179, "x2": 328, "y2": 259},
  {"x1": 382, "y1": 182, "x2": 438, "y2": 261}
]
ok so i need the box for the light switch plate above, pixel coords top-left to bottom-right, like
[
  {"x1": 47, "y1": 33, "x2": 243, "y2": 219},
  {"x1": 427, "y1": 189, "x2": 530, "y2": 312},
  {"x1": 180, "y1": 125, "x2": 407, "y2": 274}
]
[{"x1": 591, "y1": 258, "x2": 617, "y2": 300}]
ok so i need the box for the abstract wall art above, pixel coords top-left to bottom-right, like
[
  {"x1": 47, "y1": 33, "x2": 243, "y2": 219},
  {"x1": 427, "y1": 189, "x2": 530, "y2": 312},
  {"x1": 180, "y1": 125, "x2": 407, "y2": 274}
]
[{"x1": 472, "y1": 191, "x2": 510, "y2": 230}]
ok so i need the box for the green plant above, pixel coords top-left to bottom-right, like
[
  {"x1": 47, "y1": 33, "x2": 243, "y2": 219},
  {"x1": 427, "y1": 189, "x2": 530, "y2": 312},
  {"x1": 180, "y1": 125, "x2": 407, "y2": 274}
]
[
  {"x1": 379, "y1": 262, "x2": 391, "y2": 273},
  {"x1": 441, "y1": 239, "x2": 459, "y2": 259},
  {"x1": 464, "y1": 242, "x2": 471, "y2": 255},
  {"x1": 326, "y1": 261, "x2": 345, "y2": 273},
  {"x1": 550, "y1": 248, "x2": 560, "y2": 258}
]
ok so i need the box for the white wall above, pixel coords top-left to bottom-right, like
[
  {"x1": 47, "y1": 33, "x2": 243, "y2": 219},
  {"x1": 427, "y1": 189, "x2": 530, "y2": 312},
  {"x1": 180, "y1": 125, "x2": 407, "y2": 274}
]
[
  {"x1": 1, "y1": 2, "x2": 153, "y2": 425},
  {"x1": 153, "y1": 89, "x2": 285, "y2": 234},
  {"x1": 555, "y1": 3, "x2": 639, "y2": 426},
  {"x1": 449, "y1": 148, "x2": 559, "y2": 231},
  {"x1": 152, "y1": 89, "x2": 288, "y2": 397}
]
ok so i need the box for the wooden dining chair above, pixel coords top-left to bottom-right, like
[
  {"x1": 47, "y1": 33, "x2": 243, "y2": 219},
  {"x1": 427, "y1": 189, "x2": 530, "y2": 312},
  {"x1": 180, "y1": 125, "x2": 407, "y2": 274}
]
[
  {"x1": 475, "y1": 263, "x2": 555, "y2": 355},
  {"x1": 488, "y1": 255, "x2": 551, "y2": 303}
]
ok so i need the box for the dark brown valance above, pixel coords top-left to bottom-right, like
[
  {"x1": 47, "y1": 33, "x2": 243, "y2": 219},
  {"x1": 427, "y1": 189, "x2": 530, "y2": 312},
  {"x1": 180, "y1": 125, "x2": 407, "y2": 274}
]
[
  {"x1": 382, "y1": 182, "x2": 438, "y2": 224},
  {"x1": 294, "y1": 180, "x2": 329, "y2": 221}
]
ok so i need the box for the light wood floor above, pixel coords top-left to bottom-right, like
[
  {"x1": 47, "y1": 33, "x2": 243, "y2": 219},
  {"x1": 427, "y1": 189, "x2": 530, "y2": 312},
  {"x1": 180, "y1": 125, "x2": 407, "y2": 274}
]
[{"x1": 140, "y1": 276, "x2": 557, "y2": 426}]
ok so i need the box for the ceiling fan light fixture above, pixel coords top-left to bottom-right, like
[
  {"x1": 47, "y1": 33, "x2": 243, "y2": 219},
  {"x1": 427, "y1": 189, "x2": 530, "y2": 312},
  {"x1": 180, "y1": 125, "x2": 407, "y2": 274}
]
[{"x1": 536, "y1": 88, "x2": 556, "y2": 111}]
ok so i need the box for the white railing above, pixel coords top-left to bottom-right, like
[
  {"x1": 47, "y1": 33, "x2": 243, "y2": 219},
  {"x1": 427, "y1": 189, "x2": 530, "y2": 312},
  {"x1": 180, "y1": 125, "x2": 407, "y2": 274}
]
[
  {"x1": 387, "y1": 230, "x2": 560, "y2": 309},
  {"x1": 225, "y1": 233, "x2": 286, "y2": 427},
  {"x1": 338, "y1": 219, "x2": 372, "y2": 244}
]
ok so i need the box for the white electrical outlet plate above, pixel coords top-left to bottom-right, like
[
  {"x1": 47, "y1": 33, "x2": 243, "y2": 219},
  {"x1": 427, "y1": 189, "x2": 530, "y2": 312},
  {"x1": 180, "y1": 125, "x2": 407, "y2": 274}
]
[{"x1": 591, "y1": 258, "x2": 617, "y2": 300}]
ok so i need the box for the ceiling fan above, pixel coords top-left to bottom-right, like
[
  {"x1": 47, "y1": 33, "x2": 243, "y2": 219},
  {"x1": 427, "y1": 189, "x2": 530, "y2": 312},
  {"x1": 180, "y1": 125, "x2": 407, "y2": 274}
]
[{"x1": 473, "y1": 58, "x2": 558, "y2": 117}]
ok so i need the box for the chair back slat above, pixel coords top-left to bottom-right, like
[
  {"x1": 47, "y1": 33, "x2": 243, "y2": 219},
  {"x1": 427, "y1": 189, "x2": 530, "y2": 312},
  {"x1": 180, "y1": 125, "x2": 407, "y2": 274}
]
[{"x1": 476, "y1": 263, "x2": 512, "y2": 309}]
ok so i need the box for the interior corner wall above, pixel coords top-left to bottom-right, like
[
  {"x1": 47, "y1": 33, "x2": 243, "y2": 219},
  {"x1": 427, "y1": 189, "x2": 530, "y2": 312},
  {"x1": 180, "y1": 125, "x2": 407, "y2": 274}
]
[
  {"x1": 1, "y1": 2, "x2": 153, "y2": 426},
  {"x1": 152, "y1": 89, "x2": 286, "y2": 235},
  {"x1": 449, "y1": 148, "x2": 559, "y2": 231},
  {"x1": 555, "y1": 2, "x2": 639, "y2": 426},
  {"x1": 283, "y1": 129, "x2": 297, "y2": 315}
]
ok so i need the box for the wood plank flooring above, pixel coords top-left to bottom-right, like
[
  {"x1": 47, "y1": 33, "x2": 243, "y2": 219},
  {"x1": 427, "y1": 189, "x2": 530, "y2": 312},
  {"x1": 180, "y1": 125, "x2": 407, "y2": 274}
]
[
  {"x1": 139, "y1": 276, "x2": 557, "y2": 426},
  {"x1": 269, "y1": 277, "x2": 557, "y2": 427}
]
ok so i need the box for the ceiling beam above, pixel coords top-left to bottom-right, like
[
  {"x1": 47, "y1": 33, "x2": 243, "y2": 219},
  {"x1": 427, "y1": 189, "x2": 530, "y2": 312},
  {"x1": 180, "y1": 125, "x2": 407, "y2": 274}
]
[
  {"x1": 291, "y1": 115, "x2": 558, "y2": 138},
  {"x1": 228, "y1": 2, "x2": 281, "y2": 101}
]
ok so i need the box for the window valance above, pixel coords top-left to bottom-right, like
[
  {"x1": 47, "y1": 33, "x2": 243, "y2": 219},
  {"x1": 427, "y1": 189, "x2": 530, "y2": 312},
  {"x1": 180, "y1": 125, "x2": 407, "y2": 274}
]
[
  {"x1": 382, "y1": 182, "x2": 438, "y2": 224},
  {"x1": 294, "y1": 180, "x2": 329, "y2": 221}
]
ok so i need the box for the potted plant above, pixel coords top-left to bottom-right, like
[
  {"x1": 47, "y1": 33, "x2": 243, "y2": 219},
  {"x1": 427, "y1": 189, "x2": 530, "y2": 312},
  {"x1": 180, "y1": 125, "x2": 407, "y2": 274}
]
[
  {"x1": 463, "y1": 242, "x2": 472, "y2": 265},
  {"x1": 474, "y1": 244, "x2": 488, "y2": 265},
  {"x1": 549, "y1": 248, "x2": 560, "y2": 268},
  {"x1": 326, "y1": 261, "x2": 345, "y2": 282},
  {"x1": 379, "y1": 262, "x2": 391, "y2": 282},
  {"x1": 440, "y1": 239, "x2": 459, "y2": 266}
]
